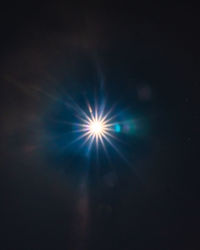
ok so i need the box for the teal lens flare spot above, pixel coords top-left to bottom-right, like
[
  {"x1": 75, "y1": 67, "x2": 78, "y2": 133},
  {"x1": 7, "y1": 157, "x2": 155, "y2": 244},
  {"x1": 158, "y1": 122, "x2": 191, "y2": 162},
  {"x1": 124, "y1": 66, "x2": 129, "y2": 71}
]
[{"x1": 115, "y1": 124, "x2": 121, "y2": 133}]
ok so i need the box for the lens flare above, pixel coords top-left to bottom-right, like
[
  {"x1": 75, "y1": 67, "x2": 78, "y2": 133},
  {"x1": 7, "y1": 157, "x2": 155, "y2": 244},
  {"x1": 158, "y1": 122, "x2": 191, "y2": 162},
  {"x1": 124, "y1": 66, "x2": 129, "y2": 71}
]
[{"x1": 73, "y1": 100, "x2": 120, "y2": 154}]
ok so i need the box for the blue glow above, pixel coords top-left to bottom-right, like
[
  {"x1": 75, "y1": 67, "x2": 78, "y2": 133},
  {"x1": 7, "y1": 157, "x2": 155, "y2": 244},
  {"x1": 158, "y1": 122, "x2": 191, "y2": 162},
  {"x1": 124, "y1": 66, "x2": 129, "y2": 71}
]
[{"x1": 115, "y1": 124, "x2": 121, "y2": 133}]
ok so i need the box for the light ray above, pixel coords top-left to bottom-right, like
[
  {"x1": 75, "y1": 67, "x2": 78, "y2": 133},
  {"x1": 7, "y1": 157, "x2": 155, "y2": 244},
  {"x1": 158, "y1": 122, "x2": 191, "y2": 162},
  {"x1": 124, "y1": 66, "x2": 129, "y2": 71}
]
[
  {"x1": 72, "y1": 98, "x2": 128, "y2": 163},
  {"x1": 74, "y1": 100, "x2": 116, "y2": 152}
]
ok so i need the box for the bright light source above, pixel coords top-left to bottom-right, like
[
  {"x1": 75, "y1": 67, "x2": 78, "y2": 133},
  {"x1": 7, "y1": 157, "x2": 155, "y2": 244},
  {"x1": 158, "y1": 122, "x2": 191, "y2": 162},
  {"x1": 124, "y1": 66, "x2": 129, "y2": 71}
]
[
  {"x1": 70, "y1": 98, "x2": 127, "y2": 161},
  {"x1": 89, "y1": 120, "x2": 104, "y2": 136},
  {"x1": 74, "y1": 100, "x2": 123, "y2": 155},
  {"x1": 75, "y1": 102, "x2": 114, "y2": 150}
]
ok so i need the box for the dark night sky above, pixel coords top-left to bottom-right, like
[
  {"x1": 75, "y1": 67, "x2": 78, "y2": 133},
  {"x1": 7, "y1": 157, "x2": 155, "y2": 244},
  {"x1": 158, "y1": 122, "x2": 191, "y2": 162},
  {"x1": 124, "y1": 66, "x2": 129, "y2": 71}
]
[{"x1": 0, "y1": 2, "x2": 199, "y2": 250}]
